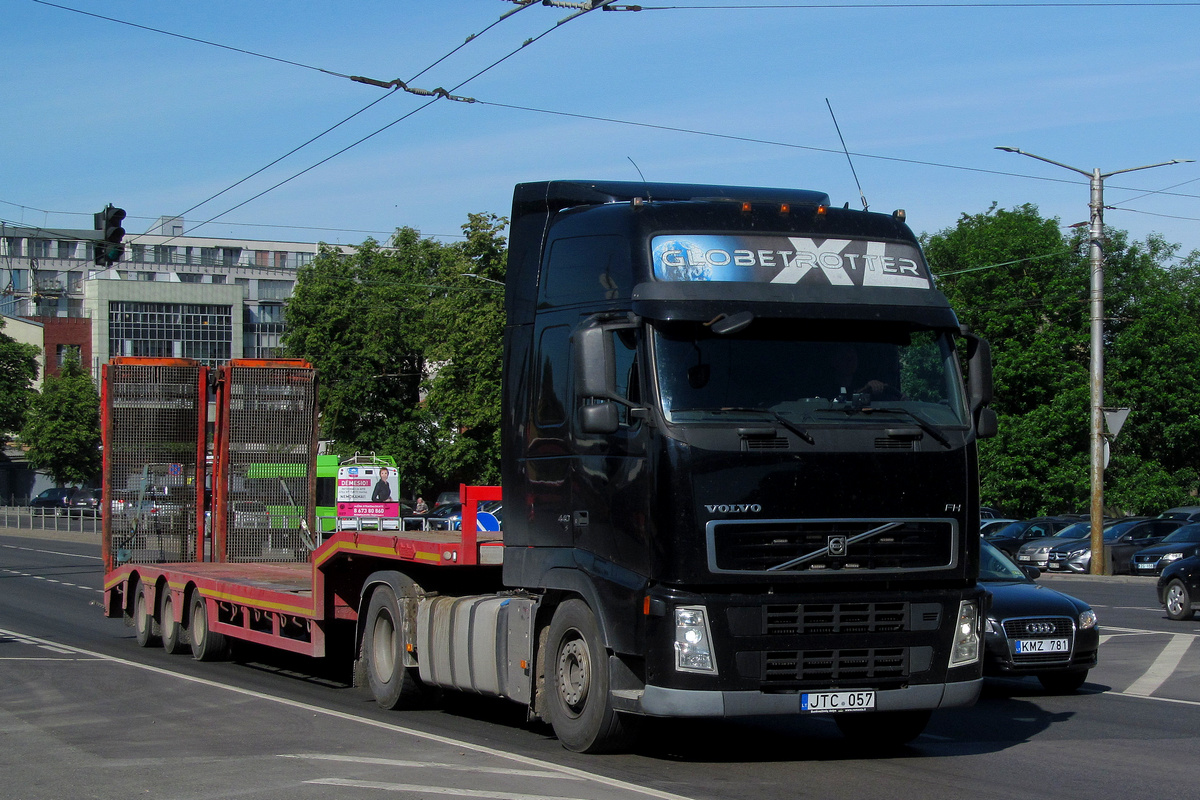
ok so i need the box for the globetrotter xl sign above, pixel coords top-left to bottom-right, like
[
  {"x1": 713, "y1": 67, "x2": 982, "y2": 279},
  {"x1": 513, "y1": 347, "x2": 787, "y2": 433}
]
[{"x1": 651, "y1": 234, "x2": 931, "y2": 290}]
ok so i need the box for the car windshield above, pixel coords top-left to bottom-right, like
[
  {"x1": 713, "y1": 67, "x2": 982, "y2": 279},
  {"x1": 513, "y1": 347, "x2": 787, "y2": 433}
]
[
  {"x1": 1051, "y1": 522, "x2": 1089, "y2": 539},
  {"x1": 651, "y1": 320, "x2": 968, "y2": 427},
  {"x1": 1160, "y1": 524, "x2": 1200, "y2": 544},
  {"x1": 986, "y1": 522, "x2": 1030, "y2": 540},
  {"x1": 980, "y1": 540, "x2": 1028, "y2": 581}
]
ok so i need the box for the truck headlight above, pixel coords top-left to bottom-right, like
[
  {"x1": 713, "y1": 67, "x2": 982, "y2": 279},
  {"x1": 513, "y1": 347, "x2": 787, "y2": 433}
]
[
  {"x1": 674, "y1": 605, "x2": 718, "y2": 674},
  {"x1": 949, "y1": 600, "x2": 981, "y2": 667}
]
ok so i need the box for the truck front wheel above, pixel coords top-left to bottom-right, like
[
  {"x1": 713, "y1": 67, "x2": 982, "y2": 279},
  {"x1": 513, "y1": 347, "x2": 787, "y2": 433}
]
[
  {"x1": 545, "y1": 599, "x2": 640, "y2": 753},
  {"x1": 363, "y1": 584, "x2": 427, "y2": 709}
]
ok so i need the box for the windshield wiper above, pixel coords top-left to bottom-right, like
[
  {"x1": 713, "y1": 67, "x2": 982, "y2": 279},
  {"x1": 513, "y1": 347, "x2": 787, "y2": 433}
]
[
  {"x1": 720, "y1": 407, "x2": 815, "y2": 445},
  {"x1": 866, "y1": 406, "x2": 952, "y2": 449}
]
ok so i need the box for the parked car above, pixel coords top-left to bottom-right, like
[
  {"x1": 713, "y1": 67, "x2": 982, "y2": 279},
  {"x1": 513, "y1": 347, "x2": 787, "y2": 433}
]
[
  {"x1": 1157, "y1": 554, "x2": 1200, "y2": 621},
  {"x1": 980, "y1": 518, "x2": 1018, "y2": 537},
  {"x1": 426, "y1": 502, "x2": 501, "y2": 532},
  {"x1": 29, "y1": 486, "x2": 78, "y2": 514},
  {"x1": 1157, "y1": 506, "x2": 1200, "y2": 523},
  {"x1": 69, "y1": 487, "x2": 102, "y2": 512},
  {"x1": 979, "y1": 539, "x2": 1099, "y2": 692},
  {"x1": 1016, "y1": 521, "x2": 1091, "y2": 571},
  {"x1": 1046, "y1": 517, "x2": 1182, "y2": 574},
  {"x1": 984, "y1": 517, "x2": 1075, "y2": 559},
  {"x1": 1131, "y1": 523, "x2": 1200, "y2": 576},
  {"x1": 432, "y1": 491, "x2": 460, "y2": 509}
]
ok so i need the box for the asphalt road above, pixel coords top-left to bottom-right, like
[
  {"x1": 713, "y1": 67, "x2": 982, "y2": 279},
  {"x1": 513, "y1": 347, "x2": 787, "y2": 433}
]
[{"x1": 3, "y1": 529, "x2": 1199, "y2": 800}]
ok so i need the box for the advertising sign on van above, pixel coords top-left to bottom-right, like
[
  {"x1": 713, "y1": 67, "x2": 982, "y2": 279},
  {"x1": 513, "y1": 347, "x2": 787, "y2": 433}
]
[{"x1": 337, "y1": 465, "x2": 398, "y2": 519}]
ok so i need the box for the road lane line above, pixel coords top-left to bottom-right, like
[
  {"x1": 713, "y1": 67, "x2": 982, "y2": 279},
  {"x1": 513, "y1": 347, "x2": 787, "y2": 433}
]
[
  {"x1": 306, "y1": 778, "x2": 592, "y2": 799},
  {"x1": 281, "y1": 754, "x2": 579, "y2": 780},
  {"x1": 0, "y1": 543, "x2": 103, "y2": 561},
  {"x1": 0, "y1": 625, "x2": 700, "y2": 800},
  {"x1": 1124, "y1": 633, "x2": 1194, "y2": 697}
]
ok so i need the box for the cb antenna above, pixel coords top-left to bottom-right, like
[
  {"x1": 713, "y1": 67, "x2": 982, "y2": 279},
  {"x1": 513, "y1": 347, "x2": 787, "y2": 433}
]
[
  {"x1": 826, "y1": 98, "x2": 868, "y2": 211},
  {"x1": 628, "y1": 156, "x2": 652, "y2": 203}
]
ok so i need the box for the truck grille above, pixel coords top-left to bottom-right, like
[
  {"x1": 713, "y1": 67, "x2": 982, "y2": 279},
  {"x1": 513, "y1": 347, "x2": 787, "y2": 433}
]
[
  {"x1": 707, "y1": 518, "x2": 956, "y2": 573},
  {"x1": 764, "y1": 602, "x2": 909, "y2": 634},
  {"x1": 764, "y1": 647, "x2": 910, "y2": 685}
]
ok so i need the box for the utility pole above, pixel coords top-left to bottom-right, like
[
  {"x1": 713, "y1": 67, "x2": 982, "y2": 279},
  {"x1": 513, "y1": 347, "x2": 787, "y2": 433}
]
[{"x1": 995, "y1": 148, "x2": 1192, "y2": 574}]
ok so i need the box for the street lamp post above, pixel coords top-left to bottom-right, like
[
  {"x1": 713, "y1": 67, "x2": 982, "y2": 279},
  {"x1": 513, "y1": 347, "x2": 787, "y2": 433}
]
[{"x1": 995, "y1": 147, "x2": 1192, "y2": 574}]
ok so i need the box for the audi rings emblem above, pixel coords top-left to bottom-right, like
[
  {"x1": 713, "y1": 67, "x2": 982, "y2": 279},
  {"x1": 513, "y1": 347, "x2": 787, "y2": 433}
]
[{"x1": 1024, "y1": 620, "x2": 1057, "y2": 635}]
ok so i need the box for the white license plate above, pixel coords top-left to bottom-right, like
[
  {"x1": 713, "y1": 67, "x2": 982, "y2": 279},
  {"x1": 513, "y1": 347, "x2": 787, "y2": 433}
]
[
  {"x1": 1015, "y1": 638, "x2": 1069, "y2": 653},
  {"x1": 801, "y1": 690, "x2": 876, "y2": 713},
  {"x1": 1018, "y1": 555, "x2": 1032, "y2": 561},
  {"x1": 1136, "y1": 562, "x2": 1155, "y2": 570}
]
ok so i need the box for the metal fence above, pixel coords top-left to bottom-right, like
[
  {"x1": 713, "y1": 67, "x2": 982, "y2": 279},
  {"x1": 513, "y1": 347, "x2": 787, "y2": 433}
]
[{"x1": 0, "y1": 506, "x2": 101, "y2": 534}]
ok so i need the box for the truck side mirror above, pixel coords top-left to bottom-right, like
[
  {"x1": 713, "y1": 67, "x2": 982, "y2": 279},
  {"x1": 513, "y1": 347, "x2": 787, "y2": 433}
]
[
  {"x1": 976, "y1": 407, "x2": 998, "y2": 439},
  {"x1": 964, "y1": 332, "x2": 993, "y2": 410},
  {"x1": 579, "y1": 401, "x2": 620, "y2": 434},
  {"x1": 574, "y1": 323, "x2": 615, "y2": 401}
]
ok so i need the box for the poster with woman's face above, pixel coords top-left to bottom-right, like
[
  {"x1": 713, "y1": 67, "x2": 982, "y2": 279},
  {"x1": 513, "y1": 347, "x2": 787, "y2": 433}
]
[{"x1": 336, "y1": 465, "x2": 398, "y2": 519}]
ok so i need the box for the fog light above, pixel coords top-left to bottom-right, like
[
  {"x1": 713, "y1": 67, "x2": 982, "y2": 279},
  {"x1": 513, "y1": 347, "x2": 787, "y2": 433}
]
[
  {"x1": 674, "y1": 605, "x2": 717, "y2": 674},
  {"x1": 949, "y1": 600, "x2": 981, "y2": 667}
]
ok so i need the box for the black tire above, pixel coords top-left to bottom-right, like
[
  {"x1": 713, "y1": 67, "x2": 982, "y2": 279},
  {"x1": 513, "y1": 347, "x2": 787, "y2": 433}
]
[
  {"x1": 1164, "y1": 579, "x2": 1195, "y2": 621},
  {"x1": 545, "y1": 599, "x2": 640, "y2": 753},
  {"x1": 362, "y1": 584, "x2": 428, "y2": 709},
  {"x1": 161, "y1": 592, "x2": 188, "y2": 655},
  {"x1": 834, "y1": 710, "x2": 931, "y2": 747},
  {"x1": 189, "y1": 592, "x2": 228, "y2": 661},
  {"x1": 133, "y1": 582, "x2": 160, "y2": 648},
  {"x1": 1038, "y1": 669, "x2": 1089, "y2": 693}
]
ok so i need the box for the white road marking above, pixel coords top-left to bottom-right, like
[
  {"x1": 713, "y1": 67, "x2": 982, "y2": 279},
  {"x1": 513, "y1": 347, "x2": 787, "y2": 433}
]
[
  {"x1": 306, "y1": 778, "x2": 591, "y2": 799},
  {"x1": 1124, "y1": 633, "x2": 1195, "y2": 697},
  {"x1": 281, "y1": 754, "x2": 579, "y2": 780},
  {"x1": 1, "y1": 543, "x2": 103, "y2": 561},
  {"x1": 0, "y1": 626, "x2": 700, "y2": 800}
]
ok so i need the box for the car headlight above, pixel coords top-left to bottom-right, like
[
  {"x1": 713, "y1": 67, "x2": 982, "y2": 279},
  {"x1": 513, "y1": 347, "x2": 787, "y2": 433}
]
[
  {"x1": 1078, "y1": 609, "x2": 1097, "y2": 630},
  {"x1": 674, "y1": 606, "x2": 718, "y2": 674},
  {"x1": 949, "y1": 600, "x2": 981, "y2": 667},
  {"x1": 1161, "y1": 552, "x2": 1184, "y2": 564}
]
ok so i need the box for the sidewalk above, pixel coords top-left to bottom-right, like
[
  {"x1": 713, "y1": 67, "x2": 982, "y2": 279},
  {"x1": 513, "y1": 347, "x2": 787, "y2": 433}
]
[{"x1": 0, "y1": 525, "x2": 100, "y2": 546}]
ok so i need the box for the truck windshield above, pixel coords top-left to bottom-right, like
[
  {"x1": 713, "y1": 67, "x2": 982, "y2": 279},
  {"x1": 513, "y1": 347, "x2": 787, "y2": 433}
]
[{"x1": 651, "y1": 319, "x2": 968, "y2": 428}]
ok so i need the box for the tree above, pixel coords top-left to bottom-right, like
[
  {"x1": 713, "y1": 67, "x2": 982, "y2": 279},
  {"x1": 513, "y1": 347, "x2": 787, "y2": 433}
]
[
  {"x1": 20, "y1": 351, "x2": 101, "y2": 485},
  {"x1": 0, "y1": 316, "x2": 40, "y2": 447},
  {"x1": 925, "y1": 204, "x2": 1200, "y2": 516},
  {"x1": 283, "y1": 213, "x2": 507, "y2": 497}
]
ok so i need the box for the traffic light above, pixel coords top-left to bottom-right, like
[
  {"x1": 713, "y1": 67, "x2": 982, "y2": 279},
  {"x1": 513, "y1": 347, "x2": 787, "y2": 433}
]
[{"x1": 93, "y1": 205, "x2": 126, "y2": 266}]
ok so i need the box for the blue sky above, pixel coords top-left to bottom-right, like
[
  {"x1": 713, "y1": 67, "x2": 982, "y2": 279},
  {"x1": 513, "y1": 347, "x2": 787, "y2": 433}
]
[{"x1": 4, "y1": 1, "x2": 1199, "y2": 260}]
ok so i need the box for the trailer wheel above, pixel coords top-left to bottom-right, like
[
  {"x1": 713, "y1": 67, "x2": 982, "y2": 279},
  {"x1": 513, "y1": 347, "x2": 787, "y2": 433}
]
[
  {"x1": 545, "y1": 599, "x2": 640, "y2": 753},
  {"x1": 161, "y1": 592, "x2": 187, "y2": 655},
  {"x1": 133, "y1": 582, "x2": 160, "y2": 648},
  {"x1": 189, "y1": 593, "x2": 228, "y2": 662},
  {"x1": 363, "y1": 584, "x2": 427, "y2": 709}
]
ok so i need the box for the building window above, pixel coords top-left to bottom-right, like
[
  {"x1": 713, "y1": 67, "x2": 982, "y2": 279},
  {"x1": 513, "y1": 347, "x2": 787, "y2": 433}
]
[
  {"x1": 222, "y1": 248, "x2": 241, "y2": 266},
  {"x1": 138, "y1": 272, "x2": 156, "y2": 281},
  {"x1": 2, "y1": 238, "x2": 21, "y2": 257},
  {"x1": 56, "y1": 344, "x2": 81, "y2": 369},
  {"x1": 130, "y1": 244, "x2": 146, "y2": 262},
  {"x1": 7, "y1": 269, "x2": 29, "y2": 292},
  {"x1": 178, "y1": 272, "x2": 202, "y2": 283},
  {"x1": 211, "y1": 274, "x2": 226, "y2": 284},
  {"x1": 296, "y1": 252, "x2": 314, "y2": 267},
  {"x1": 258, "y1": 280, "x2": 294, "y2": 301},
  {"x1": 274, "y1": 251, "x2": 290, "y2": 270},
  {"x1": 255, "y1": 250, "x2": 269, "y2": 267},
  {"x1": 235, "y1": 278, "x2": 250, "y2": 298},
  {"x1": 57, "y1": 240, "x2": 75, "y2": 259},
  {"x1": 153, "y1": 245, "x2": 177, "y2": 264},
  {"x1": 67, "y1": 271, "x2": 83, "y2": 293},
  {"x1": 31, "y1": 239, "x2": 52, "y2": 258},
  {"x1": 109, "y1": 300, "x2": 233, "y2": 366}
]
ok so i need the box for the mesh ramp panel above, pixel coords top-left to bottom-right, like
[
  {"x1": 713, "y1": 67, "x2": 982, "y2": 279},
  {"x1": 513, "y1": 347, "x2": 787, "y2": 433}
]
[
  {"x1": 222, "y1": 363, "x2": 317, "y2": 563},
  {"x1": 102, "y1": 360, "x2": 204, "y2": 570}
]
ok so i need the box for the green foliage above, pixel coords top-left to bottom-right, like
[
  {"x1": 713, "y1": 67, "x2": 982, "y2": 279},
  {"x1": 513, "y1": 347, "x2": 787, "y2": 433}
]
[
  {"x1": 284, "y1": 214, "x2": 506, "y2": 497},
  {"x1": 20, "y1": 352, "x2": 101, "y2": 485},
  {"x1": 0, "y1": 316, "x2": 40, "y2": 446},
  {"x1": 926, "y1": 204, "x2": 1200, "y2": 516}
]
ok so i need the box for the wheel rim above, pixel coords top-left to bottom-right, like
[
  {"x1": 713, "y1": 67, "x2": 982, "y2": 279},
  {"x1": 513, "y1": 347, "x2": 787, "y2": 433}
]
[
  {"x1": 135, "y1": 591, "x2": 148, "y2": 636},
  {"x1": 162, "y1": 596, "x2": 175, "y2": 640},
  {"x1": 372, "y1": 612, "x2": 396, "y2": 682},
  {"x1": 1167, "y1": 584, "x2": 1186, "y2": 615},
  {"x1": 556, "y1": 630, "x2": 590, "y2": 715},
  {"x1": 193, "y1": 602, "x2": 207, "y2": 647}
]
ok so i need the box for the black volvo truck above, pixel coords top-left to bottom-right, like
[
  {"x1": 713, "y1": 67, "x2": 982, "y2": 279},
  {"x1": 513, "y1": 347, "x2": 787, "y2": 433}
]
[{"x1": 499, "y1": 180, "x2": 996, "y2": 751}]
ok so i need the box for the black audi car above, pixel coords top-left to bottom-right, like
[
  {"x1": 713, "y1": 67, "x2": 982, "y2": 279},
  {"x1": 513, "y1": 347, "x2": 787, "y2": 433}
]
[
  {"x1": 1157, "y1": 554, "x2": 1200, "y2": 621},
  {"x1": 980, "y1": 539, "x2": 1099, "y2": 692}
]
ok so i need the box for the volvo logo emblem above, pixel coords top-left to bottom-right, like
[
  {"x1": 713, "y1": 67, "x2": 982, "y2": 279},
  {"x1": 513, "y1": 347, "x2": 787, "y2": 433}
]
[
  {"x1": 1024, "y1": 621, "x2": 1056, "y2": 635},
  {"x1": 828, "y1": 535, "x2": 848, "y2": 556}
]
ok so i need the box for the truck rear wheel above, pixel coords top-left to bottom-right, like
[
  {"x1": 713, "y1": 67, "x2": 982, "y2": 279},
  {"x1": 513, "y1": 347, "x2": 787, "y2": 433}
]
[
  {"x1": 834, "y1": 709, "x2": 930, "y2": 747},
  {"x1": 189, "y1": 593, "x2": 228, "y2": 662},
  {"x1": 545, "y1": 599, "x2": 640, "y2": 753},
  {"x1": 161, "y1": 593, "x2": 187, "y2": 655},
  {"x1": 133, "y1": 582, "x2": 160, "y2": 648},
  {"x1": 363, "y1": 584, "x2": 427, "y2": 709}
]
